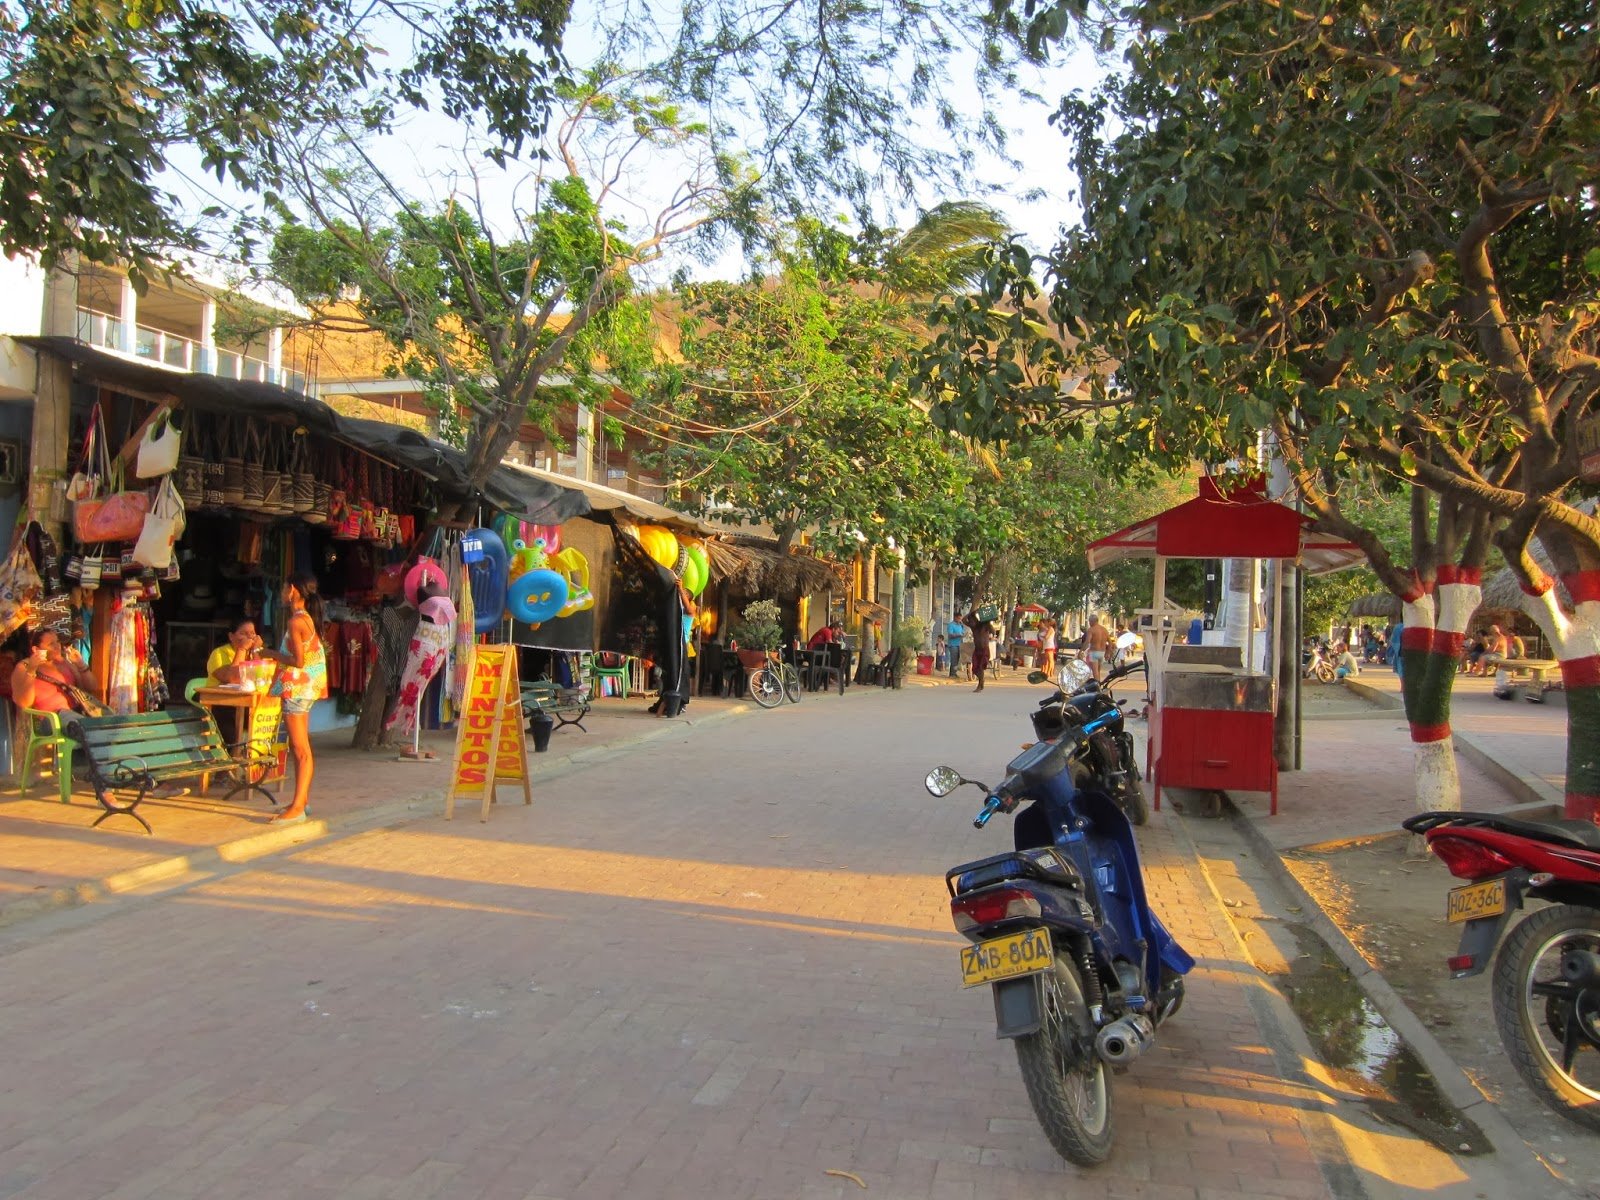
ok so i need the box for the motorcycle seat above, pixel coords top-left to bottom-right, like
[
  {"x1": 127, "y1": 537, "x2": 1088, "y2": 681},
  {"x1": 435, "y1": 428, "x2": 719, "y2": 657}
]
[
  {"x1": 946, "y1": 847, "x2": 1084, "y2": 897},
  {"x1": 1406, "y1": 810, "x2": 1600, "y2": 853}
]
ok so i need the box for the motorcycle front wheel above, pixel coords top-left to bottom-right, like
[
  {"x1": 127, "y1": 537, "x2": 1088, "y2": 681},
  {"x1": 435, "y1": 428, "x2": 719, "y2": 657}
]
[
  {"x1": 1313, "y1": 662, "x2": 1335, "y2": 684},
  {"x1": 1493, "y1": 904, "x2": 1600, "y2": 1129},
  {"x1": 1014, "y1": 951, "x2": 1115, "y2": 1165}
]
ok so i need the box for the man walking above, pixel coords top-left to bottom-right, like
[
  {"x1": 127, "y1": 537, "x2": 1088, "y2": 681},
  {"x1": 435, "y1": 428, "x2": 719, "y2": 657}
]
[
  {"x1": 1084, "y1": 614, "x2": 1112, "y2": 681},
  {"x1": 964, "y1": 607, "x2": 993, "y2": 693}
]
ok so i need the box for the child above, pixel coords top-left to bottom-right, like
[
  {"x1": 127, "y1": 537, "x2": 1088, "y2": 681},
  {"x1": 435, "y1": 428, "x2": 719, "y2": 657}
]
[{"x1": 935, "y1": 634, "x2": 948, "y2": 671}]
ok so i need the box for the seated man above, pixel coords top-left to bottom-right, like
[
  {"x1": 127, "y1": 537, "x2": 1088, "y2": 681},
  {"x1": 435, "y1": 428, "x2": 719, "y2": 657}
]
[
  {"x1": 807, "y1": 620, "x2": 844, "y2": 650},
  {"x1": 206, "y1": 617, "x2": 266, "y2": 685},
  {"x1": 1334, "y1": 642, "x2": 1361, "y2": 680}
]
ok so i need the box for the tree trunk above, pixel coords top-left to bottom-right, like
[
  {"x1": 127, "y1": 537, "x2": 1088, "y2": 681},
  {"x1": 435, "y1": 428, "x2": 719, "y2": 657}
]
[
  {"x1": 1398, "y1": 567, "x2": 1479, "y2": 812},
  {"x1": 1517, "y1": 575, "x2": 1600, "y2": 820}
]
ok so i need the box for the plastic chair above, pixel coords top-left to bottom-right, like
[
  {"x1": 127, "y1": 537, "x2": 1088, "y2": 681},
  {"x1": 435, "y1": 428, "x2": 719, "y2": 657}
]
[
  {"x1": 588, "y1": 652, "x2": 630, "y2": 699},
  {"x1": 184, "y1": 676, "x2": 206, "y2": 703},
  {"x1": 18, "y1": 708, "x2": 75, "y2": 804}
]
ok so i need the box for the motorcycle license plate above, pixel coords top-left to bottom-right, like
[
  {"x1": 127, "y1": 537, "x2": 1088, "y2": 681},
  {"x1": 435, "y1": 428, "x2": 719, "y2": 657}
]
[
  {"x1": 959, "y1": 928, "x2": 1053, "y2": 988},
  {"x1": 1447, "y1": 877, "x2": 1507, "y2": 923}
]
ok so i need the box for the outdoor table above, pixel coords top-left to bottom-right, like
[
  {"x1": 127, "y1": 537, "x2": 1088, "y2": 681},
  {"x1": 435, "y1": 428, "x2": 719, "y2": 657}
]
[{"x1": 192, "y1": 686, "x2": 287, "y2": 792}]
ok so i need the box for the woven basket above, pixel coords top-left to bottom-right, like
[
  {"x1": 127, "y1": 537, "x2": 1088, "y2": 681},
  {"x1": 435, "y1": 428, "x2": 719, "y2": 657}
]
[
  {"x1": 292, "y1": 471, "x2": 315, "y2": 513},
  {"x1": 223, "y1": 458, "x2": 245, "y2": 505},
  {"x1": 260, "y1": 468, "x2": 288, "y2": 515},
  {"x1": 241, "y1": 460, "x2": 265, "y2": 510},
  {"x1": 304, "y1": 479, "x2": 331, "y2": 524},
  {"x1": 203, "y1": 460, "x2": 225, "y2": 507},
  {"x1": 176, "y1": 455, "x2": 205, "y2": 508}
]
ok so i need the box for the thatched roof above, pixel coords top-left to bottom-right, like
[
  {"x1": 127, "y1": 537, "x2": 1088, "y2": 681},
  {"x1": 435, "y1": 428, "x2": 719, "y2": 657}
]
[
  {"x1": 1347, "y1": 593, "x2": 1402, "y2": 619},
  {"x1": 703, "y1": 539, "x2": 844, "y2": 597},
  {"x1": 1479, "y1": 538, "x2": 1571, "y2": 612}
]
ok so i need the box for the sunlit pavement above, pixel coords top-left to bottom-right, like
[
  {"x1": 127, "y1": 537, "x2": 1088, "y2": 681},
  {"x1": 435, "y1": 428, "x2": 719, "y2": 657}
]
[{"x1": 0, "y1": 675, "x2": 1530, "y2": 1198}]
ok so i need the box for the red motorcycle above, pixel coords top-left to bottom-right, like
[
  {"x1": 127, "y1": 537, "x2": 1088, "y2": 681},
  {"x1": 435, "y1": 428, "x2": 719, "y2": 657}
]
[{"x1": 1405, "y1": 810, "x2": 1600, "y2": 1127}]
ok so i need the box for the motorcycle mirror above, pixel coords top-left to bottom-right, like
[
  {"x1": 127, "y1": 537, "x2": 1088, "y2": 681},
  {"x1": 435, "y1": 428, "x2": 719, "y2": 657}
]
[
  {"x1": 925, "y1": 766, "x2": 965, "y2": 797},
  {"x1": 1115, "y1": 630, "x2": 1139, "y2": 651},
  {"x1": 1026, "y1": 670, "x2": 1048, "y2": 685}
]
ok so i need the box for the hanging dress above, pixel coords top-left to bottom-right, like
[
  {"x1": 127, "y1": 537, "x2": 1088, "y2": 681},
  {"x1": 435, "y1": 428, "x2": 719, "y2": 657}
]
[{"x1": 386, "y1": 597, "x2": 456, "y2": 734}]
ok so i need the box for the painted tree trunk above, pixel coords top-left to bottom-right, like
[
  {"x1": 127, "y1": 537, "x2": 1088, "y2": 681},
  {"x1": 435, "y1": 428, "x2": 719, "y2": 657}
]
[
  {"x1": 1517, "y1": 577, "x2": 1600, "y2": 820},
  {"x1": 1398, "y1": 568, "x2": 1479, "y2": 812}
]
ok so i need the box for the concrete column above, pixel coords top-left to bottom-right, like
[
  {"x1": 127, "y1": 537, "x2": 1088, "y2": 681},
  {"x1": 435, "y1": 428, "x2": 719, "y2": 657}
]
[
  {"x1": 118, "y1": 274, "x2": 137, "y2": 354},
  {"x1": 575, "y1": 403, "x2": 595, "y2": 482},
  {"x1": 267, "y1": 326, "x2": 284, "y2": 383},
  {"x1": 28, "y1": 269, "x2": 77, "y2": 533},
  {"x1": 199, "y1": 298, "x2": 217, "y2": 374}
]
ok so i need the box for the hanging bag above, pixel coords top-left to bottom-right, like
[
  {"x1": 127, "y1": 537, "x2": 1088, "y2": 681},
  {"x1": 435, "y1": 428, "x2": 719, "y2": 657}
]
[
  {"x1": 222, "y1": 418, "x2": 246, "y2": 505},
  {"x1": 132, "y1": 476, "x2": 186, "y2": 569},
  {"x1": 202, "y1": 418, "x2": 226, "y2": 507},
  {"x1": 0, "y1": 525, "x2": 43, "y2": 639},
  {"x1": 241, "y1": 423, "x2": 266, "y2": 511},
  {"x1": 78, "y1": 545, "x2": 104, "y2": 590},
  {"x1": 134, "y1": 407, "x2": 182, "y2": 478},
  {"x1": 73, "y1": 426, "x2": 151, "y2": 544},
  {"x1": 291, "y1": 434, "x2": 316, "y2": 514},
  {"x1": 65, "y1": 405, "x2": 104, "y2": 505}
]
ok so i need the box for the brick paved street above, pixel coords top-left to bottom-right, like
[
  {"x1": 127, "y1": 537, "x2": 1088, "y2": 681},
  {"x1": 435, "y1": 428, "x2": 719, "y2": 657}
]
[{"x1": 0, "y1": 679, "x2": 1528, "y2": 1198}]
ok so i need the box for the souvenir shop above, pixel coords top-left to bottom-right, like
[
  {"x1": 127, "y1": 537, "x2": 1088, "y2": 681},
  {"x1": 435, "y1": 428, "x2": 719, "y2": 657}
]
[{"x1": 4, "y1": 345, "x2": 584, "y2": 743}]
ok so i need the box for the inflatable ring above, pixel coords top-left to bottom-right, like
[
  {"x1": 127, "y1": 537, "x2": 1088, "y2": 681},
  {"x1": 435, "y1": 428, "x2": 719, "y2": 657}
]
[
  {"x1": 683, "y1": 543, "x2": 709, "y2": 596},
  {"x1": 508, "y1": 568, "x2": 569, "y2": 626},
  {"x1": 528, "y1": 523, "x2": 562, "y2": 555},
  {"x1": 404, "y1": 557, "x2": 448, "y2": 607},
  {"x1": 636, "y1": 525, "x2": 678, "y2": 570},
  {"x1": 466, "y1": 527, "x2": 509, "y2": 634}
]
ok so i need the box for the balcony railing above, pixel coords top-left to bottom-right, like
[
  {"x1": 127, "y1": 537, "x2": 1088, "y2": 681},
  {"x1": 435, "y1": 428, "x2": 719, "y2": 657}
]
[{"x1": 76, "y1": 307, "x2": 307, "y2": 395}]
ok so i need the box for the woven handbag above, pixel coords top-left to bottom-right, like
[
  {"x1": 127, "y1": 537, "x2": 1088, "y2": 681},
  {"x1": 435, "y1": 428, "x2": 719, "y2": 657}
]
[
  {"x1": 222, "y1": 419, "x2": 245, "y2": 505},
  {"x1": 240, "y1": 424, "x2": 266, "y2": 510}
]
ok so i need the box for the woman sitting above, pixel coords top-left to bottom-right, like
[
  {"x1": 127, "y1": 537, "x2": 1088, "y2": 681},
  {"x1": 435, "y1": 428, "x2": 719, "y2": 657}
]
[{"x1": 11, "y1": 628, "x2": 101, "y2": 718}]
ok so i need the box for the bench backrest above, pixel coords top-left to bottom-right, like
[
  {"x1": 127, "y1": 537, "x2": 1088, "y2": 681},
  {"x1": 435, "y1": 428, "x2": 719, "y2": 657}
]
[{"x1": 77, "y1": 704, "x2": 231, "y2": 774}]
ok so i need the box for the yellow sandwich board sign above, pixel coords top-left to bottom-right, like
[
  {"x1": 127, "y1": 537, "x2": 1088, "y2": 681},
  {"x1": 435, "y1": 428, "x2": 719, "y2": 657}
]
[{"x1": 445, "y1": 644, "x2": 531, "y2": 821}]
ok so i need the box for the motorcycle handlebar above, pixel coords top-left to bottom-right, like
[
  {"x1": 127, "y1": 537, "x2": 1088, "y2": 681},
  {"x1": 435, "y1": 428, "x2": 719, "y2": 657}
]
[{"x1": 973, "y1": 794, "x2": 1006, "y2": 828}]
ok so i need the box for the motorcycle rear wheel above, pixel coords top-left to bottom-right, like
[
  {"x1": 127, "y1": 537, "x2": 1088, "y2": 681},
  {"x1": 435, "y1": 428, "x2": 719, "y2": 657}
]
[
  {"x1": 1492, "y1": 904, "x2": 1600, "y2": 1130},
  {"x1": 1014, "y1": 951, "x2": 1115, "y2": 1165},
  {"x1": 1119, "y1": 760, "x2": 1150, "y2": 827},
  {"x1": 1313, "y1": 662, "x2": 1335, "y2": 684}
]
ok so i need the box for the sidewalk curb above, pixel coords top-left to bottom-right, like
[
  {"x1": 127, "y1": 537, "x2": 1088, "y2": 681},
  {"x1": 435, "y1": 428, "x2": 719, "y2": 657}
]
[
  {"x1": 1342, "y1": 677, "x2": 1566, "y2": 811},
  {"x1": 1219, "y1": 792, "x2": 1555, "y2": 1183},
  {"x1": 0, "y1": 688, "x2": 893, "y2": 932}
]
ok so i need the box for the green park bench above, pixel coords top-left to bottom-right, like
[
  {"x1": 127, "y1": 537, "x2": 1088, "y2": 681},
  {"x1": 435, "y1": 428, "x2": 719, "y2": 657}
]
[
  {"x1": 76, "y1": 704, "x2": 277, "y2": 834},
  {"x1": 520, "y1": 679, "x2": 591, "y2": 733}
]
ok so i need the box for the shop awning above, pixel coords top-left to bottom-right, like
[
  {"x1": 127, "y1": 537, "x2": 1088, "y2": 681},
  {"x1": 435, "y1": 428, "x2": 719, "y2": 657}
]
[
  {"x1": 18, "y1": 336, "x2": 589, "y2": 523},
  {"x1": 1086, "y1": 475, "x2": 1364, "y2": 574},
  {"x1": 502, "y1": 462, "x2": 717, "y2": 533}
]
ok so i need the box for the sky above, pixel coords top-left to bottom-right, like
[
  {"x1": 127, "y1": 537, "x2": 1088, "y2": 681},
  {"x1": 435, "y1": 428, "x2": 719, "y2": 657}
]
[{"x1": 165, "y1": 8, "x2": 1114, "y2": 290}]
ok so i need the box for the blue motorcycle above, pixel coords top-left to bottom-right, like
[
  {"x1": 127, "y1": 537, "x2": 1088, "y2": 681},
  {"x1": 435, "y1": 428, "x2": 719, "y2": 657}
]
[{"x1": 927, "y1": 693, "x2": 1192, "y2": 1165}]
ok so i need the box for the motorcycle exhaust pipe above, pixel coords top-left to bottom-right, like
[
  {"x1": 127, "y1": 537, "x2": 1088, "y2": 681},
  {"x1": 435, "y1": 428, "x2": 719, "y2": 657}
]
[
  {"x1": 1561, "y1": 949, "x2": 1600, "y2": 989},
  {"x1": 1095, "y1": 1014, "x2": 1154, "y2": 1065}
]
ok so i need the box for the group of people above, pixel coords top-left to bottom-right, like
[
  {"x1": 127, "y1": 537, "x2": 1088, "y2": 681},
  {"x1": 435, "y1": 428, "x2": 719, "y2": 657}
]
[
  {"x1": 934, "y1": 608, "x2": 1127, "y2": 695},
  {"x1": 8, "y1": 575, "x2": 326, "y2": 824},
  {"x1": 1465, "y1": 623, "x2": 1525, "y2": 675}
]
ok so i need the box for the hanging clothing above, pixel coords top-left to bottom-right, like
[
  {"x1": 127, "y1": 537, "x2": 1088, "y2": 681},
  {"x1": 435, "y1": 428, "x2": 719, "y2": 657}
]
[{"x1": 386, "y1": 617, "x2": 453, "y2": 734}]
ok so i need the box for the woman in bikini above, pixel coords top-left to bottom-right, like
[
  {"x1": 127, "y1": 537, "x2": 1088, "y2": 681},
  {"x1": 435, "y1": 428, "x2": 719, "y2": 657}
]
[{"x1": 260, "y1": 574, "x2": 327, "y2": 822}]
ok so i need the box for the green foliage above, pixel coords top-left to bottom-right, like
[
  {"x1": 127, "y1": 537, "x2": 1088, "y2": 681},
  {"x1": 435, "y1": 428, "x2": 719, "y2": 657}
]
[
  {"x1": 914, "y1": 0, "x2": 1600, "y2": 593},
  {"x1": 728, "y1": 599, "x2": 784, "y2": 650},
  {"x1": 638, "y1": 267, "x2": 971, "y2": 565},
  {"x1": 892, "y1": 615, "x2": 928, "y2": 653},
  {"x1": 0, "y1": 0, "x2": 568, "y2": 275}
]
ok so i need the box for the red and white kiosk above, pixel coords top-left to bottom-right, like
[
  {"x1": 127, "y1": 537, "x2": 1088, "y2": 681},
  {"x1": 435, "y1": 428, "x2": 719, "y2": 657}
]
[{"x1": 1086, "y1": 476, "x2": 1362, "y2": 815}]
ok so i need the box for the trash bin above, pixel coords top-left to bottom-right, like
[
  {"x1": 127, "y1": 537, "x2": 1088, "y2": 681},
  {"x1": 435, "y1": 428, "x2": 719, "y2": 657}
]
[
  {"x1": 528, "y1": 712, "x2": 554, "y2": 753},
  {"x1": 916, "y1": 654, "x2": 934, "y2": 675}
]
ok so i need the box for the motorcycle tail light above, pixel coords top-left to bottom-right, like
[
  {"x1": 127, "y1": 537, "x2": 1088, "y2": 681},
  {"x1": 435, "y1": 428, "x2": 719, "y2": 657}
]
[
  {"x1": 951, "y1": 887, "x2": 1042, "y2": 934},
  {"x1": 1428, "y1": 835, "x2": 1516, "y2": 880}
]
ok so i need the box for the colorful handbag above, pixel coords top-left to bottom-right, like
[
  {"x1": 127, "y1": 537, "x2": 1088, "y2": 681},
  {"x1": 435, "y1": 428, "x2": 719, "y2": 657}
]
[{"x1": 74, "y1": 484, "x2": 152, "y2": 544}]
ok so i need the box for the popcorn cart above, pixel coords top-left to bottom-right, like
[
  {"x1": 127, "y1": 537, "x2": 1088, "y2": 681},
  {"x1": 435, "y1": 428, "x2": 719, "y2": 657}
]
[{"x1": 1085, "y1": 476, "x2": 1362, "y2": 815}]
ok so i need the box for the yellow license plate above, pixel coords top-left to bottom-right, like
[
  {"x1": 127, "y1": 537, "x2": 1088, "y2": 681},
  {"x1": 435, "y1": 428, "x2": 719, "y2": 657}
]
[
  {"x1": 959, "y1": 928, "x2": 1053, "y2": 988},
  {"x1": 1447, "y1": 877, "x2": 1507, "y2": 923}
]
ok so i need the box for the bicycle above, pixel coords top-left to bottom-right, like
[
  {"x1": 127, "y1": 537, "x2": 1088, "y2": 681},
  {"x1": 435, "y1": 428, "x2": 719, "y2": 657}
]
[{"x1": 747, "y1": 654, "x2": 803, "y2": 708}]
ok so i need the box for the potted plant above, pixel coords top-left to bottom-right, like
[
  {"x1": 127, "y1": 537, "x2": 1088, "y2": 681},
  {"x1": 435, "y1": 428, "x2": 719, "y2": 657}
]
[
  {"x1": 890, "y1": 616, "x2": 927, "y2": 689},
  {"x1": 729, "y1": 599, "x2": 784, "y2": 668}
]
